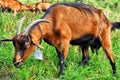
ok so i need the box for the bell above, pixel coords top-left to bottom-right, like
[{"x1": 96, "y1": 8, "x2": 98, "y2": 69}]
[{"x1": 34, "y1": 50, "x2": 44, "y2": 60}]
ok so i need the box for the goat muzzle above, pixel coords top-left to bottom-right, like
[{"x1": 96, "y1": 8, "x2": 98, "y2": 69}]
[{"x1": 13, "y1": 59, "x2": 23, "y2": 68}]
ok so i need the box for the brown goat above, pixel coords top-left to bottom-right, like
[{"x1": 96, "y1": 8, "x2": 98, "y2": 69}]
[
  {"x1": 1, "y1": 3, "x2": 116, "y2": 76},
  {"x1": 29, "y1": 2, "x2": 53, "y2": 13},
  {"x1": 0, "y1": 0, "x2": 33, "y2": 15}
]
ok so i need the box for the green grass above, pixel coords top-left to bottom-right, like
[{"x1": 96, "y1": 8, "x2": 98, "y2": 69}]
[{"x1": 0, "y1": 0, "x2": 120, "y2": 80}]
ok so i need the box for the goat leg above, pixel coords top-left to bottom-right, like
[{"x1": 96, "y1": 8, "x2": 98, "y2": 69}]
[
  {"x1": 90, "y1": 37, "x2": 101, "y2": 55},
  {"x1": 56, "y1": 49, "x2": 65, "y2": 76},
  {"x1": 100, "y1": 30, "x2": 116, "y2": 74},
  {"x1": 79, "y1": 46, "x2": 90, "y2": 66},
  {"x1": 56, "y1": 40, "x2": 69, "y2": 76}
]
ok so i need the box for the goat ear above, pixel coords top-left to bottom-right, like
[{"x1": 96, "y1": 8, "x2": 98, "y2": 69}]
[
  {"x1": 0, "y1": 37, "x2": 14, "y2": 42},
  {"x1": 31, "y1": 39, "x2": 44, "y2": 49}
]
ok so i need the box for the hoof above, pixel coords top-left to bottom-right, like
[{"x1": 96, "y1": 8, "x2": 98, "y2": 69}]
[
  {"x1": 56, "y1": 72, "x2": 65, "y2": 79},
  {"x1": 79, "y1": 60, "x2": 88, "y2": 66}
]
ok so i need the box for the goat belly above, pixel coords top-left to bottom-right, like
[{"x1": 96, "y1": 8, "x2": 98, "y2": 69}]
[{"x1": 70, "y1": 34, "x2": 96, "y2": 46}]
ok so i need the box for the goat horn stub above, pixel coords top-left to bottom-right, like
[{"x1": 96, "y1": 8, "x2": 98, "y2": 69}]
[
  {"x1": 16, "y1": 16, "x2": 26, "y2": 35},
  {"x1": 23, "y1": 19, "x2": 49, "y2": 36}
]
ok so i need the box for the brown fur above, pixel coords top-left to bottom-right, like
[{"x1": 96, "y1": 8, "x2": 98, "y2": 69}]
[
  {"x1": 91, "y1": 22, "x2": 120, "y2": 54},
  {"x1": 29, "y1": 2, "x2": 53, "y2": 13},
  {"x1": 80, "y1": 21, "x2": 120, "y2": 66}
]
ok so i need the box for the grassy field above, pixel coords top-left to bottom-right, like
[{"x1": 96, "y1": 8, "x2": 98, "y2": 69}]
[{"x1": 0, "y1": 0, "x2": 120, "y2": 80}]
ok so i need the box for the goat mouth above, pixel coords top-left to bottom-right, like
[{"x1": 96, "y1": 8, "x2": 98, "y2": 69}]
[{"x1": 14, "y1": 60, "x2": 23, "y2": 68}]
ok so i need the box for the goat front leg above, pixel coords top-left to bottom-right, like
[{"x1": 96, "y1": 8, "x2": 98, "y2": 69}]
[
  {"x1": 56, "y1": 49, "x2": 65, "y2": 76},
  {"x1": 79, "y1": 46, "x2": 90, "y2": 66},
  {"x1": 56, "y1": 40, "x2": 69, "y2": 76}
]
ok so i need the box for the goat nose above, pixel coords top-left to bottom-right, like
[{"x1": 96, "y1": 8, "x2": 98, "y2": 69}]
[
  {"x1": 14, "y1": 61, "x2": 23, "y2": 68},
  {"x1": 13, "y1": 58, "x2": 23, "y2": 68}
]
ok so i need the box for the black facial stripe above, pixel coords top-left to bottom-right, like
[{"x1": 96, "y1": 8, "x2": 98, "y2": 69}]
[
  {"x1": 19, "y1": 50, "x2": 24, "y2": 58},
  {"x1": 14, "y1": 48, "x2": 24, "y2": 57}
]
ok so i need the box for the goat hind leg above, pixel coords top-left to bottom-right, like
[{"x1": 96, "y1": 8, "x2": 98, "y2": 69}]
[
  {"x1": 100, "y1": 31, "x2": 116, "y2": 74},
  {"x1": 79, "y1": 46, "x2": 90, "y2": 66},
  {"x1": 104, "y1": 49, "x2": 116, "y2": 74}
]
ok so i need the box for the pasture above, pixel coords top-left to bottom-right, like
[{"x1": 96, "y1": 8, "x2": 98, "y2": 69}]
[{"x1": 0, "y1": 0, "x2": 120, "y2": 80}]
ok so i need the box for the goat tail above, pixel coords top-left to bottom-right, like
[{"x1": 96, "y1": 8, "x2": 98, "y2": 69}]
[{"x1": 111, "y1": 22, "x2": 120, "y2": 30}]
